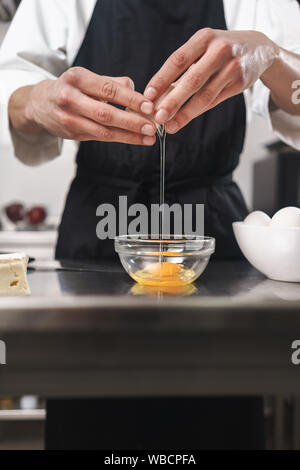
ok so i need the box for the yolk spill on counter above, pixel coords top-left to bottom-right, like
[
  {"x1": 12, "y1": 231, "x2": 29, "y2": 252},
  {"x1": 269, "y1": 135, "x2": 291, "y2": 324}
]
[{"x1": 130, "y1": 283, "x2": 197, "y2": 297}]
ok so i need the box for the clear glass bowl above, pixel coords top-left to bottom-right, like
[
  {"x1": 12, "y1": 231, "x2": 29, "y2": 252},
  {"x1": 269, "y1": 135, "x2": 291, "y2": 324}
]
[{"x1": 115, "y1": 235, "x2": 215, "y2": 286}]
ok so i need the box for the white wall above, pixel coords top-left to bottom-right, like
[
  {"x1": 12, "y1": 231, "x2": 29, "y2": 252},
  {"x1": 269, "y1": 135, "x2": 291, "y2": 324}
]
[
  {"x1": 0, "y1": 141, "x2": 77, "y2": 221},
  {"x1": 234, "y1": 115, "x2": 274, "y2": 209}
]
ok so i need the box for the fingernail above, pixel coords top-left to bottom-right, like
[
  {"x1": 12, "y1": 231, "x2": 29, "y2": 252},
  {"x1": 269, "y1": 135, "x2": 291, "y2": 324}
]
[
  {"x1": 144, "y1": 87, "x2": 157, "y2": 100},
  {"x1": 141, "y1": 101, "x2": 154, "y2": 115},
  {"x1": 155, "y1": 108, "x2": 169, "y2": 124},
  {"x1": 166, "y1": 120, "x2": 179, "y2": 134},
  {"x1": 141, "y1": 124, "x2": 156, "y2": 136},
  {"x1": 143, "y1": 136, "x2": 155, "y2": 146}
]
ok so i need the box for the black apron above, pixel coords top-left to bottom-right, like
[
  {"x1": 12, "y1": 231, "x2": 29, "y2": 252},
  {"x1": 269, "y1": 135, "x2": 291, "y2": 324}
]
[
  {"x1": 47, "y1": 0, "x2": 264, "y2": 450},
  {"x1": 55, "y1": 0, "x2": 248, "y2": 261}
]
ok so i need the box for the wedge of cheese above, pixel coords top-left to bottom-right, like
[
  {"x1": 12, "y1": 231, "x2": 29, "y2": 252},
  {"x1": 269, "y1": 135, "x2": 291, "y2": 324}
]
[{"x1": 0, "y1": 253, "x2": 30, "y2": 295}]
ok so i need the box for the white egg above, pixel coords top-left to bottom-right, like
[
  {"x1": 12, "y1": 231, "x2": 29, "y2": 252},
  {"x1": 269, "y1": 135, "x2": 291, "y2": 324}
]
[
  {"x1": 244, "y1": 211, "x2": 271, "y2": 226},
  {"x1": 271, "y1": 207, "x2": 300, "y2": 228}
]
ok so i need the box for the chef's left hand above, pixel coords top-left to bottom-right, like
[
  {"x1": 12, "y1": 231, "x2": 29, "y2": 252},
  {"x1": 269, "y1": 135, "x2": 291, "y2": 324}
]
[{"x1": 144, "y1": 29, "x2": 279, "y2": 133}]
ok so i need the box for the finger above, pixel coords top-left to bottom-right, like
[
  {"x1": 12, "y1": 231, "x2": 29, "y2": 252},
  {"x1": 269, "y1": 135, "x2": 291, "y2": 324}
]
[
  {"x1": 165, "y1": 59, "x2": 242, "y2": 133},
  {"x1": 62, "y1": 88, "x2": 156, "y2": 136},
  {"x1": 210, "y1": 79, "x2": 244, "y2": 107},
  {"x1": 154, "y1": 41, "x2": 233, "y2": 125},
  {"x1": 88, "y1": 125, "x2": 157, "y2": 146},
  {"x1": 110, "y1": 76, "x2": 135, "y2": 90},
  {"x1": 91, "y1": 78, "x2": 134, "y2": 104},
  {"x1": 60, "y1": 112, "x2": 156, "y2": 146},
  {"x1": 64, "y1": 67, "x2": 153, "y2": 115},
  {"x1": 144, "y1": 28, "x2": 216, "y2": 101}
]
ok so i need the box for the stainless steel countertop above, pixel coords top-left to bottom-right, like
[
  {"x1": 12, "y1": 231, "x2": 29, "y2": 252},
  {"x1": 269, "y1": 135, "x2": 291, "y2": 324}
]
[
  {"x1": 0, "y1": 260, "x2": 299, "y2": 398},
  {"x1": 0, "y1": 260, "x2": 299, "y2": 332}
]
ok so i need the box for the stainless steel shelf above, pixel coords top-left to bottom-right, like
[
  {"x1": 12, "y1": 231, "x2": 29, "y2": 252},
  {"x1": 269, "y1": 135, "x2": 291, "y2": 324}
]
[{"x1": 0, "y1": 410, "x2": 45, "y2": 421}]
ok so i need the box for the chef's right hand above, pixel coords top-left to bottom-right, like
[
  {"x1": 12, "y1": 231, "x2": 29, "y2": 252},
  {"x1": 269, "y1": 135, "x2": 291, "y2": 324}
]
[{"x1": 24, "y1": 67, "x2": 156, "y2": 146}]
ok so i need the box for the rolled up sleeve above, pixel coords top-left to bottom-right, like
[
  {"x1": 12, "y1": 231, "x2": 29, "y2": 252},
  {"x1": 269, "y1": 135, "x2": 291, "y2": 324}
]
[
  {"x1": 0, "y1": 69, "x2": 63, "y2": 166},
  {"x1": 251, "y1": 0, "x2": 300, "y2": 151},
  {"x1": 0, "y1": 0, "x2": 95, "y2": 165}
]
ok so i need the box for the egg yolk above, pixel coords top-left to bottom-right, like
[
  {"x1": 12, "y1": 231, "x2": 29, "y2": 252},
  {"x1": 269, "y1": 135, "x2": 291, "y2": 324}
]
[
  {"x1": 147, "y1": 262, "x2": 181, "y2": 277},
  {"x1": 131, "y1": 261, "x2": 195, "y2": 287}
]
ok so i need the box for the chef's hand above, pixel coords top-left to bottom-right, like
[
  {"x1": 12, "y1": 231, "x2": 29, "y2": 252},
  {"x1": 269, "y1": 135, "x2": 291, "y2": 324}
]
[
  {"x1": 144, "y1": 29, "x2": 279, "y2": 133},
  {"x1": 10, "y1": 67, "x2": 156, "y2": 146}
]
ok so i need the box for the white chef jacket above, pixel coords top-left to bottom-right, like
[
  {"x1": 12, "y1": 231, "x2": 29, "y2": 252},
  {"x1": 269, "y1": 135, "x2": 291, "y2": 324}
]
[{"x1": 0, "y1": 0, "x2": 300, "y2": 166}]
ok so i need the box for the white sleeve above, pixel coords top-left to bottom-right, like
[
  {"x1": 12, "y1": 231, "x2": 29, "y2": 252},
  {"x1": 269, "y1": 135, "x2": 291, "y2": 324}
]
[
  {"x1": 0, "y1": 0, "x2": 95, "y2": 166},
  {"x1": 224, "y1": 0, "x2": 300, "y2": 151},
  {"x1": 251, "y1": 0, "x2": 300, "y2": 151}
]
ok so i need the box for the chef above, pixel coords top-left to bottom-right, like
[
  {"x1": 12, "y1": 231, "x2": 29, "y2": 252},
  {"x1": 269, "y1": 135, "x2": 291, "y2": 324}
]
[{"x1": 1, "y1": 0, "x2": 300, "y2": 450}]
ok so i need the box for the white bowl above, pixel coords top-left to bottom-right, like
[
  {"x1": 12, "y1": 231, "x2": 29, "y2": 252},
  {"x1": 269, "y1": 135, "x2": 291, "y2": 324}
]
[{"x1": 233, "y1": 222, "x2": 300, "y2": 283}]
